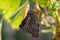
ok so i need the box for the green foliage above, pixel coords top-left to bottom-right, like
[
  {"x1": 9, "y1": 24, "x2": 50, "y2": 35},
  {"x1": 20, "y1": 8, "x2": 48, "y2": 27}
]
[
  {"x1": 10, "y1": 0, "x2": 28, "y2": 29},
  {"x1": 33, "y1": 0, "x2": 60, "y2": 16},
  {"x1": 0, "y1": 9, "x2": 3, "y2": 22},
  {"x1": 47, "y1": 1, "x2": 60, "y2": 16},
  {"x1": 0, "y1": 0, "x2": 20, "y2": 19},
  {"x1": 20, "y1": 0, "x2": 27, "y2": 6},
  {"x1": 41, "y1": 26, "x2": 56, "y2": 33},
  {"x1": 47, "y1": 7, "x2": 56, "y2": 16},
  {"x1": 54, "y1": 1, "x2": 60, "y2": 8},
  {"x1": 33, "y1": 0, "x2": 51, "y2": 8},
  {"x1": 0, "y1": 0, "x2": 28, "y2": 29}
]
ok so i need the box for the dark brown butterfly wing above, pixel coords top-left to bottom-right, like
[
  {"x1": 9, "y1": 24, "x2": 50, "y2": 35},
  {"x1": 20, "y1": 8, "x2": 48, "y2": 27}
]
[
  {"x1": 19, "y1": 16, "x2": 30, "y2": 32},
  {"x1": 19, "y1": 11, "x2": 40, "y2": 37}
]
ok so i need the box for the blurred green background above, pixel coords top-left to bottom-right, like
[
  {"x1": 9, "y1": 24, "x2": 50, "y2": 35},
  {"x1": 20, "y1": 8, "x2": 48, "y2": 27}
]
[{"x1": 0, "y1": 0, "x2": 60, "y2": 40}]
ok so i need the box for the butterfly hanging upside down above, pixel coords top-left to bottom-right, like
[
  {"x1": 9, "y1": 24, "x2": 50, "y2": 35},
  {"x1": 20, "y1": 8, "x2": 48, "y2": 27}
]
[{"x1": 19, "y1": 10, "x2": 40, "y2": 37}]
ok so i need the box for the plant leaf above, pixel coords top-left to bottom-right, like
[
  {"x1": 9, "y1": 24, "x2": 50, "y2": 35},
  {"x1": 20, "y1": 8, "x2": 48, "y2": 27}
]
[
  {"x1": 54, "y1": 1, "x2": 60, "y2": 8},
  {"x1": 10, "y1": 0, "x2": 29, "y2": 29},
  {"x1": 0, "y1": 0, "x2": 20, "y2": 19},
  {"x1": 33, "y1": 0, "x2": 50, "y2": 8},
  {"x1": 0, "y1": 9, "x2": 3, "y2": 22},
  {"x1": 41, "y1": 27, "x2": 56, "y2": 33}
]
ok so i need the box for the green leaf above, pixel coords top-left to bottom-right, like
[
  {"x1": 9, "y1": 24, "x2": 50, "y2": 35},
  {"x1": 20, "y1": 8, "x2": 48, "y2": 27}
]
[
  {"x1": 20, "y1": 0, "x2": 27, "y2": 6},
  {"x1": 0, "y1": 0, "x2": 28, "y2": 29},
  {"x1": 0, "y1": 0, "x2": 20, "y2": 19},
  {"x1": 10, "y1": 0, "x2": 29, "y2": 29},
  {"x1": 0, "y1": 9, "x2": 3, "y2": 22},
  {"x1": 54, "y1": 1, "x2": 60, "y2": 8},
  {"x1": 41, "y1": 29, "x2": 51, "y2": 33},
  {"x1": 47, "y1": 7, "x2": 56, "y2": 16},
  {"x1": 41, "y1": 26, "x2": 56, "y2": 33},
  {"x1": 50, "y1": 26, "x2": 56, "y2": 32},
  {"x1": 33, "y1": 0, "x2": 50, "y2": 8}
]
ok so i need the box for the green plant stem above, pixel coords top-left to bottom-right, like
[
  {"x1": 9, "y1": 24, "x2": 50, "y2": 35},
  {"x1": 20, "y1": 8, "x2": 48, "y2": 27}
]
[{"x1": 29, "y1": 0, "x2": 35, "y2": 11}]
